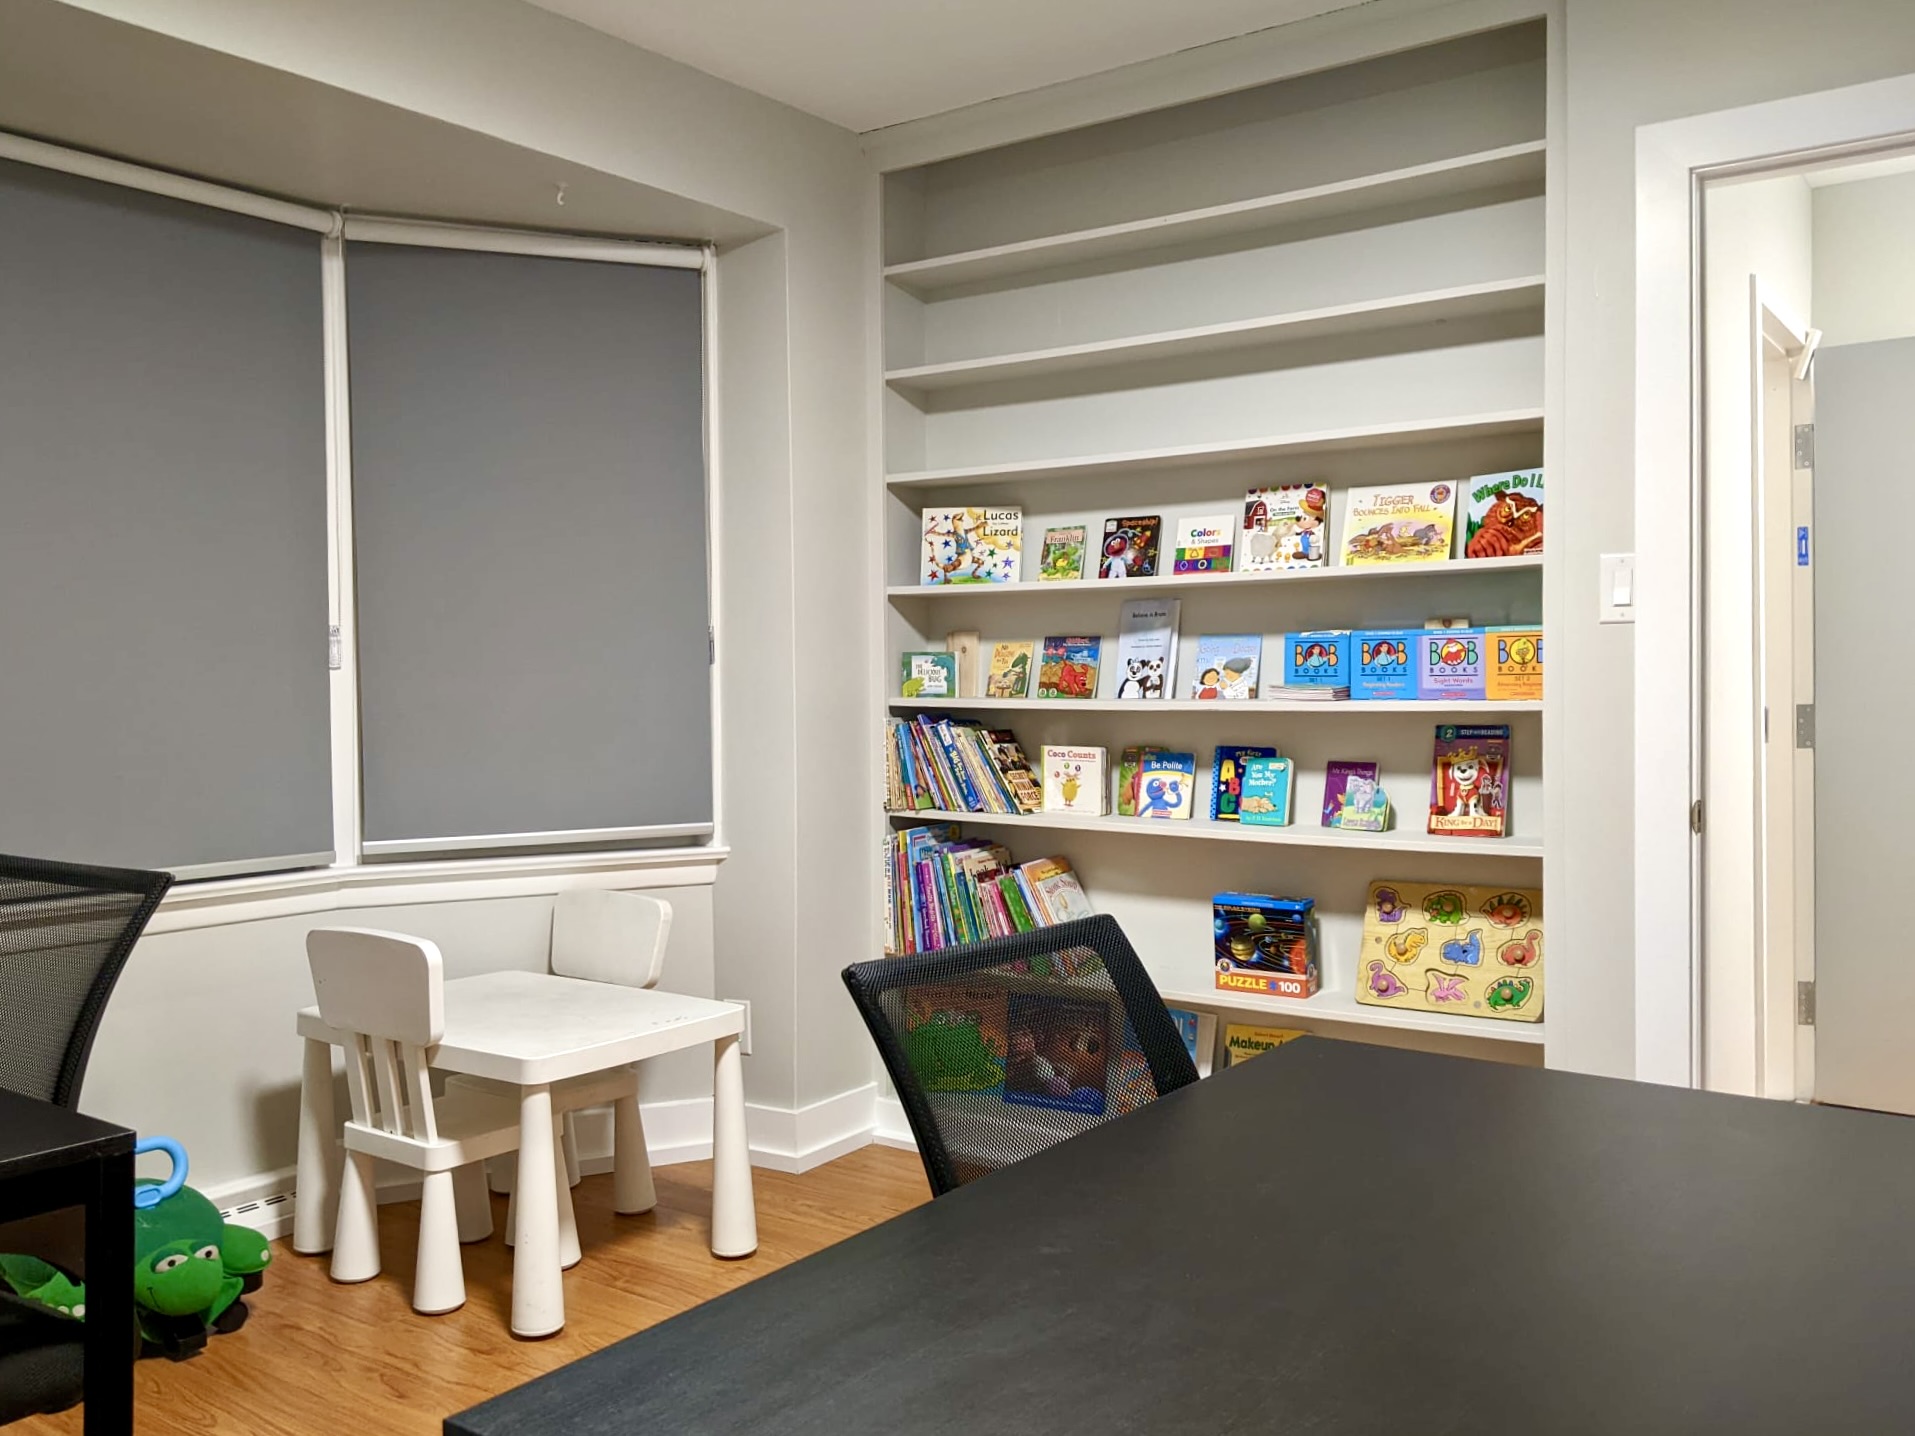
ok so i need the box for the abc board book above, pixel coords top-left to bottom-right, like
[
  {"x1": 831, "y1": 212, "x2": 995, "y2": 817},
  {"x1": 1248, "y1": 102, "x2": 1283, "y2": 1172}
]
[
  {"x1": 1036, "y1": 636, "x2": 1101, "y2": 699},
  {"x1": 1240, "y1": 484, "x2": 1328, "y2": 573},
  {"x1": 1114, "y1": 745, "x2": 1165, "y2": 816},
  {"x1": 1190, "y1": 634, "x2": 1260, "y2": 700},
  {"x1": 921, "y1": 507, "x2": 1022, "y2": 585},
  {"x1": 1042, "y1": 745, "x2": 1109, "y2": 815},
  {"x1": 1356, "y1": 879, "x2": 1543, "y2": 1022},
  {"x1": 1113, "y1": 598, "x2": 1180, "y2": 701},
  {"x1": 1428, "y1": 724, "x2": 1509, "y2": 837},
  {"x1": 1352, "y1": 629, "x2": 1419, "y2": 701},
  {"x1": 985, "y1": 641, "x2": 1035, "y2": 699},
  {"x1": 1038, "y1": 525, "x2": 1087, "y2": 582},
  {"x1": 1171, "y1": 513, "x2": 1234, "y2": 574},
  {"x1": 1419, "y1": 629, "x2": 1487, "y2": 701},
  {"x1": 1136, "y1": 752, "x2": 1196, "y2": 820},
  {"x1": 1339, "y1": 481, "x2": 1458, "y2": 567},
  {"x1": 1322, "y1": 760, "x2": 1381, "y2": 827},
  {"x1": 1487, "y1": 626, "x2": 1543, "y2": 701},
  {"x1": 1213, "y1": 893, "x2": 1320, "y2": 999},
  {"x1": 900, "y1": 652, "x2": 957, "y2": 698},
  {"x1": 1018, "y1": 856, "x2": 1094, "y2": 924},
  {"x1": 1099, "y1": 515, "x2": 1162, "y2": 579},
  {"x1": 1238, "y1": 755, "x2": 1295, "y2": 826},
  {"x1": 1463, "y1": 468, "x2": 1544, "y2": 559},
  {"x1": 1210, "y1": 745, "x2": 1278, "y2": 822},
  {"x1": 1004, "y1": 993, "x2": 1110, "y2": 1116},
  {"x1": 1222, "y1": 1024, "x2": 1310, "y2": 1067}
]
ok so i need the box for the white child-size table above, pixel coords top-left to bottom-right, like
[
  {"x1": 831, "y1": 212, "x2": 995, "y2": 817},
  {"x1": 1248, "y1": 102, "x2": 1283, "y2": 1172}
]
[{"x1": 294, "y1": 970, "x2": 755, "y2": 1337}]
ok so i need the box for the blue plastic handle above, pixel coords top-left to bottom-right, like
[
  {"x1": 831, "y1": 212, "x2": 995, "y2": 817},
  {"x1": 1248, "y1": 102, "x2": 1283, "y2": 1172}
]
[{"x1": 132, "y1": 1136, "x2": 187, "y2": 1210}]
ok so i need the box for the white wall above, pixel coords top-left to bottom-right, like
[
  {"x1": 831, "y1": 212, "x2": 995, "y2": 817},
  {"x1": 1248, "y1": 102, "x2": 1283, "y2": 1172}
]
[{"x1": 1813, "y1": 169, "x2": 1915, "y2": 346}]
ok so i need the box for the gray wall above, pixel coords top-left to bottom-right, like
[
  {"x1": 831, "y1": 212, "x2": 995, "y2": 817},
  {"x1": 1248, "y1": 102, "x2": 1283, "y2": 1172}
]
[{"x1": 1813, "y1": 168, "x2": 1915, "y2": 348}]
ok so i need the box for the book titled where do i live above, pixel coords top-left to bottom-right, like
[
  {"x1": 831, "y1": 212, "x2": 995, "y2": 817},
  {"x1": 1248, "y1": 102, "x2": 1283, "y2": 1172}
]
[
  {"x1": 1113, "y1": 597, "x2": 1180, "y2": 700},
  {"x1": 921, "y1": 506, "x2": 1023, "y2": 585}
]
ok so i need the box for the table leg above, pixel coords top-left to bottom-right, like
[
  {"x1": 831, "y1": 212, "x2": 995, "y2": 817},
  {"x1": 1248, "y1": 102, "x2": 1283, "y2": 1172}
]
[
  {"x1": 710, "y1": 1033, "x2": 757, "y2": 1259},
  {"x1": 293, "y1": 1037, "x2": 340, "y2": 1255},
  {"x1": 83, "y1": 1147, "x2": 134, "y2": 1436},
  {"x1": 510, "y1": 1084, "x2": 564, "y2": 1338}
]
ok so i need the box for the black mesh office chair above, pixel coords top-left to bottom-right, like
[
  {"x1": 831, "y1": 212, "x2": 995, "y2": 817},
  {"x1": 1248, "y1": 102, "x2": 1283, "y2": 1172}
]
[
  {"x1": 843, "y1": 915, "x2": 1199, "y2": 1196},
  {"x1": 0, "y1": 853, "x2": 170, "y2": 1423}
]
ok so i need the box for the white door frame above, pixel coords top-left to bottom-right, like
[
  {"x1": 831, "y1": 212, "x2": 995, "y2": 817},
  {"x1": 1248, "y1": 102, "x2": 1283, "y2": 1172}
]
[{"x1": 1635, "y1": 73, "x2": 1915, "y2": 1087}]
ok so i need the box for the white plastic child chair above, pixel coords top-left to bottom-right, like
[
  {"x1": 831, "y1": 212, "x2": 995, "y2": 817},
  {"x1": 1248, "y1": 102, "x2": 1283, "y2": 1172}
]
[
  {"x1": 453, "y1": 890, "x2": 672, "y2": 1232},
  {"x1": 307, "y1": 927, "x2": 537, "y2": 1315}
]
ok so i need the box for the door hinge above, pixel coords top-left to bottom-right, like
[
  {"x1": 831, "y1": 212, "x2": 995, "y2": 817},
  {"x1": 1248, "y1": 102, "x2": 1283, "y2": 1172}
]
[
  {"x1": 327, "y1": 624, "x2": 343, "y2": 671},
  {"x1": 1797, "y1": 979, "x2": 1816, "y2": 1027},
  {"x1": 1795, "y1": 703, "x2": 1815, "y2": 750},
  {"x1": 1794, "y1": 423, "x2": 1815, "y2": 470},
  {"x1": 1690, "y1": 799, "x2": 1703, "y2": 834},
  {"x1": 708, "y1": 626, "x2": 715, "y2": 665}
]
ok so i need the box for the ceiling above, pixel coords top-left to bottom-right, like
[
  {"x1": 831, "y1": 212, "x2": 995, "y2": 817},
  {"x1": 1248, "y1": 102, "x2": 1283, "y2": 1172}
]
[{"x1": 527, "y1": 0, "x2": 1377, "y2": 133}]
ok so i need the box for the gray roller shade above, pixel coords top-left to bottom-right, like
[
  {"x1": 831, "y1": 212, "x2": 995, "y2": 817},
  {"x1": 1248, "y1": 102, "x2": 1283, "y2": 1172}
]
[
  {"x1": 0, "y1": 159, "x2": 332, "y2": 878},
  {"x1": 345, "y1": 243, "x2": 712, "y2": 856}
]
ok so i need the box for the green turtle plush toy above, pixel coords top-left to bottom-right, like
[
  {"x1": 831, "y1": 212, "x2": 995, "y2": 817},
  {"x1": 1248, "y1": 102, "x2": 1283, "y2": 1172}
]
[{"x1": 0, "y1": 1136, "x2": 271, "y2": 1361}]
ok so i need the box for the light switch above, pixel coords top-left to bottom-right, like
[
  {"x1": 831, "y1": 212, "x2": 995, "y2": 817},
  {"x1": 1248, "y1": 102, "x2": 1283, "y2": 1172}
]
[{"x1": 1600, "y1": 552, "x2": 1636, "y2": 624}]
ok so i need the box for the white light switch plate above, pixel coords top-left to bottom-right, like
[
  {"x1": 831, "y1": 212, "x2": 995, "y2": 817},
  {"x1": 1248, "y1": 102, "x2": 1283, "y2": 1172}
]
[{"x1": 1599, "y1": 552, "x2": 1636, "y2": 624}]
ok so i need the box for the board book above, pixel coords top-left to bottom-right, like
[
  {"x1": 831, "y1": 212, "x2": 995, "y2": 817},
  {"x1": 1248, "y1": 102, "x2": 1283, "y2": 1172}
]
[
  {"x1": 1037, "y1": 525, "x2": 1087, "y2": 582},
  {"x1": 900, "y1": 652, "x2": 957, "y2": 698},
  {"x1": 1222, "y1": 1024, "x2": 1310, "y2": 1067},
  {"x1": 1356, "y1": 879, "x2": 1543, "y2": 1022},
  {"x1": 1190, "y1": 634, "x2": 1260, "y2": 700},
  {"x1": 1339, "y1": 482, "x2": 1458, "y2": 567},
  {"x1": 1114, "y1": 745, "x2": 1164, "y2": 817},
  {"x1": 1322, "y1": 760, "x2": 1381, "y2": 828},
  {"x1": 1171, "y1": 513, "x2": 1234, "y2": 574},
  {"x1": 1238, "y1": 755, "x2": 1295, "y2": 826},
  {"x1": 1240, "y1": 484, "x2": 1327, "y2": 572},
  {"x1": 1463, "y1": 468, "x2": 1544, "y2": 559},
  {"x1": 1211, "y1": 745, "x2": 1278, "y2": 822},
  {"x1": 1136, "y1": 751, "x2": 1196, "y2": 820},
  {"x1": 1213, "y1": 893, "x2": 1320, "y2": 999},
  {"x1": 1099, "y1": 515, "x2": 1162, "y2": 580},
  {"x1": 1036, "y1": 635, "x2": 1100, "y2": 699},
  {"x1": 1113, "y1": 598, "x2": 1180, "y2": 701},
  {"x1": 985, "y1": 641, "x2": 1035, "y2": 699},
  {"x1": 1042, "y1": 745, "x2": 1108, "y2": 815},
  {"x1": 922, "y1": 507, "x2": 1022, "y2": 585},
  {"x1": 1428, "y1": 724, "x2": 1509, "y2": 837}
]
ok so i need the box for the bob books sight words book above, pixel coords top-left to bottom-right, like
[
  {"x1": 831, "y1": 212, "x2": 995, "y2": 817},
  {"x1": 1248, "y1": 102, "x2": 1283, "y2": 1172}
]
[{"x1": 922, "y1": 507, "x2": 1022, "y2": 585}]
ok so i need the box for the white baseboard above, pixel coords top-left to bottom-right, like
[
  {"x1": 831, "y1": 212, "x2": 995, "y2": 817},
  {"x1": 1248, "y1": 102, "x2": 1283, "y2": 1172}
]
[
  {"x1": 746, "y1": 1083, "x2": 878, "y2": 1173},
  {"x1": 873, "y1": 1095, "x2": 919, "y2": 1152}
]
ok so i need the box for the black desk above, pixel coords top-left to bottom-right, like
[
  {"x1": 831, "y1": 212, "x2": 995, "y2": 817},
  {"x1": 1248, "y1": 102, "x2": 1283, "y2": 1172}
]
[
  {"x1": 0, "y1": 1089, "x2": 134, "y2": 1434},
  {"x1": 449, "y1": 1040, "x2": 1915, "y2": 1435}
]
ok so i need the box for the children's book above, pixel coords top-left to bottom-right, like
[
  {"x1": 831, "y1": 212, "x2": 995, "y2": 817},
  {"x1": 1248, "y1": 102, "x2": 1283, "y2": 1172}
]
[
  {"x1": 1190, "y1": 634, "x2": 1261, "y2": 700},
  {"x1": 1019, "y1": 856, "x2": 1094, "y2": 924},
  {"x1": 1113, "y1": 598, "x2": 1180, "y2": 701},
  {"x1": 902, "y1": 984, "x2": 1008, "y2": 1093},
  {"x1": 1004, "y1": 993, "x2": 1110, "y2": 1116},
  {"x1": 1238, "y1": 755, "x2": 1295, "y2": 827},
  {"x1": 982, "y1": 729, "x2": 1043, "y2": 813},
  {"x1": 1042, "y1": 745, "x2": 1109, "y2": 815},
  {"x1": 1171, "y1": 513, "x2": 1234, "y2": 574},
  {"x1": 1038, "y1": 525, "x2": 1087, "y2": 582},
  {"x1": 1282, "y1": 630, "x2": 1352, "y2": 690},
  {"x1": 1463, "y1": 468, "x2": 1545, "y2": 560},
  {"x1": 1211, "y1": 745, "x2": 1279, "y2": 821},
  {"x1": 921, "y1": 507, "x2": 1022, "y2": 584},
  {"x1": 900, "y1": 652, "x2": 958, "y2": 698},
  {"x1": 1428, "y1": 724, "x2": 1510, "y2": 837},
  {"x1": 1419, "y1": 628, "x2": 1487, "y2": 701},
  {"x1": 1035, "y1": 635, "x2": 1101, "y2": 699},
  {"x1": 1352, "y1": 629, "x2": 1419, "y2": 701},
  {"x1": 1486, "y1": 626, "x2": 1543, "y2": 701},
  {"x1": 1322, "y1": 760, "x2": 1381, "y2": 827},
  {"x1": 1165, "y1": 1006, "x2": 1219, "y2": 1077},
  {"x1": 1099, "y1": 515, "x2": 1162, "y2": 580},
  {"x1": 985, "y1": 641, "x2": 1035, "y2": 699},
  {"x1": 1222, "y1": 1024, "x2": 1310, "y2": 1067},
  {"x1": 1136, "y1": 751, "x2": 1196, "y2": 820},
  {"x1": 1114, "y1": 745, "x2": 1165, "y2": 817},
  {"x1": 1240, "y1": 484, "x2": 1328, "y2": 572},
  {"x1": 1339, "y1": 482, "x2": 1458, "y2": 567}
]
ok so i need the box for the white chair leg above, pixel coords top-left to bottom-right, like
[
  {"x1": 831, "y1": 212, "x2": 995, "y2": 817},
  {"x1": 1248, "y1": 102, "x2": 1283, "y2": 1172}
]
[
  {"x1": 452, "y1": 1162, "x2": 494, "y2": 1243},
  {"x1": 488, "y1": 1152, "x2": 515, "y2": 1197},
  {"x1": 710, "y1": 1033, "x2": 758, "y2": 1258},
  {"x1": 329, "y1": 1148, "x2": 381, "y2": 1283},
  {"x1": 561, "y1": 1112, "x2": 582, "y2": 1188},
  {"x1": 294, "y1": 1037, "x2": 341, "y2": 1255},
  {"x1": 412, "y1": 1170, "x2": 466, "y2": 1314},
  {"x1": 554, "y1": 1126, "x2": 581, "y2": 1270},
  {"x1": 612, "y1": 1092, "x2": 656, "y2": 1215},
  {"x1": 509, "y1": 1084, "x2": 565, "y2": 1338}
]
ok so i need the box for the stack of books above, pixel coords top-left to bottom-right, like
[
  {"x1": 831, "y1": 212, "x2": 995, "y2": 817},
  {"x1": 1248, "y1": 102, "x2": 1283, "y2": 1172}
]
[
  {"x1": 887, "y1": 714, "x2": 1043, "y2": 815},
  {"x1": 885, "y1": 824, "x2": 1094, "y2": 954}
]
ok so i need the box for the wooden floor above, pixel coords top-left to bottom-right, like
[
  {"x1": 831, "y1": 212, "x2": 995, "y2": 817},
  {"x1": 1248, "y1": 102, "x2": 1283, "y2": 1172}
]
[{"x1": 17, "y1": 1145, "x2": 929, "y2": 1436}]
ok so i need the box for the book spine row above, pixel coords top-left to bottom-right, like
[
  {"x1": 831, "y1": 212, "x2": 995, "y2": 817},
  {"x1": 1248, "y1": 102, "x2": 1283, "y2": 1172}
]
[
  {"x1": 883, "y1": 825, "x2": 1070, "y2": 956},
  {"x1": 884, "y1": 716, "x2": 1040, "y2": 816}
]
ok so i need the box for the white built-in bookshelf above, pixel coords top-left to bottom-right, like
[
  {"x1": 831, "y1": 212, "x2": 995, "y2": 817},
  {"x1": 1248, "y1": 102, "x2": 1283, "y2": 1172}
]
[{"x1": 874, "y1": 22, "x2": 1551, "y2": 1067}]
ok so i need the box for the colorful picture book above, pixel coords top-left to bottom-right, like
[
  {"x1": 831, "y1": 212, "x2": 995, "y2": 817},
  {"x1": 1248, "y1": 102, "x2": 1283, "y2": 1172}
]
[
  {"x1": 1211, "y1": 745, "x2": 1279, "y2": 822},
  {"x1": 921, "y1": 507, "x2": 1022, "y2": 584},
  {"x1": 985, "y1": 641, "x2": 1035, "y2": 699},
  {"x1": 1099, "y1": 515, "x2": 1162, "y2": 580},
  {"x1": 1038, "y1": 525, "x2": 1087, "y2": 582},
  {"x1": 1419, "y1": 629, "x2": 1486, "y2": 701},
  {"x1": 1004, "y1": 993, "x2": 1110, "y2": 1116},
  {"x1": 1352, "y1": 629, "x2": 1419, "y2": 701},
  {"x1": 1042, "y1": 745, "x2": 1109, "y2": 815},
  {"x1": 1238, "y1": 756, "x2": 1295, "y2": 827},
  {"x1": 1165, "y1": 1006, "x2": 1219, "y2": 1078},
  {"x1": 883, "y1": 825, "x2": 1094, "y2": 954},
  {"x1": 1463, "y1": 469, "x2": 1544, "y2": 559},
  {"x1": 1222, "y1": 1024, "x2": 1310, "y2": 1067},
  {"x1": 1190, "y1": 634, "x2": 1260, "y2": 700},
  {"x1": 1114, "y1": 745, "x2": 1165, "y2": 817},
  {"x1": 1322, "y1": 760, "x2": 1381, "y2": 827},
  {"x1": 1355, "y1": 879, "x2": 1543, "y2": 1023},
  {"x1": 903, "y1": 983, "x2": 1007, "y2": 1092},
  {"x1": 1036, "y1": 635, "x2": 1101, "y2": 699},
  {"x1": 1282, "y1": 630, "x2": 1352, "y2": 692},
  {"x1": 1240, "y1": 484, "x2": 1328, "y2": 572},
  {"x1": 1113, "y1": 598, "x2": 1180, "y2": 701},
  {"x1": 1171, "y1": 513, "x2": 1234, "y2": 574},
  {"x1": 900, "y1": 652, "x2": 958, "y2": 698},
  {"x1": 1136, "y1": 751, "x2": 1196, "y2": 820},
  {"x1": 1428, "y1": 724, "x2": 1510, "y2": 837},
  {"x1": 1486, "y1": 626, "x2": 1543, "y2": 701},
  {"x1": 1020, "y1": 856, "x2": 1094, "y2": 924},
  {"x1": 1339, "y1": 482, "x2": 1458, "y2": 567}
]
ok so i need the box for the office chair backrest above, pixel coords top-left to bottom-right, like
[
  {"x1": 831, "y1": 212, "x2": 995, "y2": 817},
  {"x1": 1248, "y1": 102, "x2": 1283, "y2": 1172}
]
[
  {"x1": 307, "y1": 927, "x2": 447, "y2": 1143},
  {"x1": 549, "y1": 889, "x2": 672, "y2": 989},
  {"x1": 843, "y1": 914, "x2": 1199, "y2": 1196},
  {"x1": 0, "y1": 853, "x2": 172, "y2": 1107}
]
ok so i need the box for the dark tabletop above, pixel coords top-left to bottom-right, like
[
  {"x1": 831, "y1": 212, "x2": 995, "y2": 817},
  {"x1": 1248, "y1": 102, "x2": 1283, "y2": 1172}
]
[
  {"x1": 0, "y1": 1088, "x2": 134, "y2": 1183},
  {"x1": 449, "y1": 1039, "x2": 1915, "y2": 1436}
]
